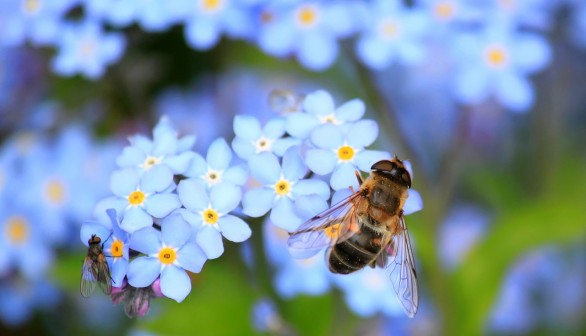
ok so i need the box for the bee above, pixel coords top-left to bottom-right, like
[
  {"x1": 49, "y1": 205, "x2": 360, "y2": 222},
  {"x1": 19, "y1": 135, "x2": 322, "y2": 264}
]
[
  {"x1": 81, "y1": 234, "x2": 113, "y2": 297},
  {"x1": 288, "y1": 156, "x2": 419, "y2": 317}
]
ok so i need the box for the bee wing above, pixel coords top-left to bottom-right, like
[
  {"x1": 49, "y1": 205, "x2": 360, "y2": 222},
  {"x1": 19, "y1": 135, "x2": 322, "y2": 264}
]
[
  {"x1": 96, "y1": 259, "x2": 113, "y2": 295},
  {"x1": 379, "y1": 215, "x2": 419, "y2": 318},
  {"x1": 80, "y1": 257, "x2": 97, "y2": 298},
  {"x1": 288, "y1": 191, "x2": 364, "y2": 259}
]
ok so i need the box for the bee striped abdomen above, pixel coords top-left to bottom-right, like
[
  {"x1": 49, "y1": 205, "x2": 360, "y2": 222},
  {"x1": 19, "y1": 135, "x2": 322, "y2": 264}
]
[{"x1": 327, "y1": 221, "x2": 383, "y2": 274}]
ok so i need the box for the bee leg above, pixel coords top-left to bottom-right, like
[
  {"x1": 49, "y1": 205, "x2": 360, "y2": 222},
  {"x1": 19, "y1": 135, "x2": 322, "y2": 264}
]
[{"x1": 354, "y1": 170, "x2": 364, "y2": 186}]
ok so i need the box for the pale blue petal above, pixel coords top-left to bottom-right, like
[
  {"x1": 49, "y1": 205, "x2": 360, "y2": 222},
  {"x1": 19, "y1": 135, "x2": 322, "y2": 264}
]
[
  {"x1": 207, "y1": 138, "x2": 232, "y2": 170},
  {"x1": 177, "y1": 242, "x2": 207, "y2": 273},
  {"x1": 330, "y1": 163, "x2": 358, "y2": 190},
  {"x1": 196, "y1": 226, "x2": 224, "y2": 259},
  {"x1": 152, "y1": 132, "x2": 178, "y2": 157},
  {"x1": 127, "y1": 257, "x2": 160, "y2": 288},
  {"x1": 185, "y1": 18, "x2": 220, "y2": 50},
  {"x1": 161, "y1": 214, "x2": 191, "y2": 247},
  {"x1": 263, "y1": 118, "x2": 286, "y2": 139},
  {"x1": 270, "y1": 198, "x2": 301, "y2": 232},
  {"x1": 356, "y1": 35, "x2": 394, "y2": 70},
  {"x1": 110, "y1": 168, "x2": 139, "y2": 197},
  {"x1": 173, "y1": 208, "x2": 203, "y2": 229},
  {"x1": 161, "y1": 266, "x2": 191, "y2": 302},
  {"x1": 178, "y1": 134, "x2": 196, "y2": 151},
  {"x1": 233, "y1": 115, "x2": 261, "y2": 140},
  {"x1": 141, "y1": 164, "x2": 174, "y2": 193},
  {"x1": 404, "y1": 189, "x2": 423, "y2": 215},
  {"x1": 121, "y1": 207, "x2": 153, "y2": 233},
  {"x1": 184, "y1": 153, "x2": 206, "y2": 177},
  {"x1": 258, "y1": 21, "x2": 294, "y2": 56},
  {"x1": 242, "y1": 188, "x2": 274, "y2": 217},
  {"x1": 210, "y1": 183, "x2": 241, "y2": 213},
  {"x1": 347, "y1": 120, "x2": 379, "y2": 148},
  {"x1": 218, "y1": 215, "x2": 251, "y2": 243},
  {"x1": 94, "y1": 197, "x2": 127, "y2": 225},
  {"x1": 294, "y1": 195, "x2": 329, "y2": 222},
  {"x1": 129, "y1": 135, "x2": 152, "y2": 153},
  {"x1": 248, "y1": 152, "x2": 280, "y2": 184},
  {"x1": 144, "y1": 193, "x2": 181, "y2": 218},
  {"x1": 298, "y1": 33, "x2": 338, "y2": 71},
  {"x1": 129, "y1": 226, "x2": 160, "y2": 254},
  {"x1": 310, "y1": 123, "x2": 343, "y2": 149},
  {"x1": 453, "y1": 66, "x2": 491, "y2": 104},
  {"x1": 332, "y1": 187, "x2": 355, "y2": 205},
  {"x1": 292, "y1": 179, "x2": 330, "y2": 200},
  {"x1": 165, "y1": 151, "x2": 196, "y2": 174},
  {"x1": 177, "y1": 179, "x2": 209, "y2": 211},
  {"x1": 494, "y1": 72, "x2": 533, "y2": 112},
  {"x1": 232, "y1": 137, "x2": 255, "y2": 160},
  {"x1": 512, "y1": 34, "x2": 551, "y2": 74},
  {"x1": 109, "y1": 258, "x2": 128, "y2": 287},
  {"x1": 273, "y1": 137, "x2": 302, "y2": 157},
  {"x1": 354, "y1": 150, "x2": 390, "y2": 172},
  {"x1": 116, "y1": 146, "x2": 145, "y2": 167},
  {"x1": 303, "y1": 90, "x2": 335, "y2": 116},
  {"x1": 282, "y1": 147, "x2": 306, "y2": 181},
  {"x1": 286, "y1": 113, "x2": 319, "y2": 139},
  {"x1": 305, "y1": 149, "x2": 337, "y2": 175},
  {"x1": 80, "y1": 222, "x2": 111, "y2": 246},
  {"x1": 336, "y1": 99, "x2": 365, "y2": 122},
  {"x1": 224, "y1": 165, "x2": 248, "y2": 186}
]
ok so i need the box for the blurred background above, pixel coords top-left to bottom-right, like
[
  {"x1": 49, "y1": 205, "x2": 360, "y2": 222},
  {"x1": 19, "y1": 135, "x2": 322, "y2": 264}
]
[{"x1": 1, "y1": 0, "x2": 585, "y2": 335}]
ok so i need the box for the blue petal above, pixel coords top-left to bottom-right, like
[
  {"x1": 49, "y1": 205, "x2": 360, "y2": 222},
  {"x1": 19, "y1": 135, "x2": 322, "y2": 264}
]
[
  {"x1": 347, "y1": 120, "x2": 379, "y2": 148},
  {"x1": 161, "y1": 265, "x2": 192, "y2": 302},
  {"x1": 281, "y1": 147, "x2": 306, "y2": 181},
  {"x1": 242, "y1": 188, "x2": 274, "y2": 217},
  {"x1": 184, "y1": 153, "x2": 206, "y2": 178},
  {"x1": 127, "y1": 257, "x2": 160, "y2": 288},
  {"x1": 298, "y1": 33, "x2": 338, "y2": 70},
  {"x1": 129, "y1": 226, "x2": 160, "y2": 255},
  {"x1": 218, "y1": 215, "x2": 251, "y2": 243},
  {"x1": 110, "y1": 168, "x2": 139, "y2": 197},
  {"x1": 141, "y1": 164, "x2": 174, "y2": 193},
  {"x1": 262, "y1": 118, "x2": 286, "y2": 139},
  {"x1": 144, "y1": 193, "x2": 181, "y2": 218},
  {"x1": 512, "y1": 33, "x2": 551, "y2": 74},
  {"x1": 310, "y1": 123, "x2": 343, "y2": 149},
  {"x1": 286, "y1": 113, "x2": 319, "y2": 139},
  {"x1": 177, "y1": 242, "x2": 207, "y2": 273},
  {"x1": 165, "y1": 151, "x2": 196, "y2": 174},
  {"x1": 356, "y1": 35, "x2": 394, "y2": 70},
  {"x1": 185, "y1": 18, "x2": 220, "y2": 50},
  {"x1": 109, "y1": 258, "x2": 129, "y2": 287},
  {"x1": 152, "y1": 132, "x2": 178, "y2": 157},
  {"x1": 196, "y1": 226, "x2": 224, "y2": 259},
  {"x1": 332, "y1": 187, "x2": 355, "y2": 205},
  {"x1": 161, "y1": 214, "x2": 192, "y2": 247},
  {"x1": 116, "y1": 146, "x2": 145, "y2": 167},
  {"x1": 330, "y1": 163, "x2": 358, "y2": 190},
  {"x1": 178, "y1": 134, "x2": 196, "y2": 152},
  {"x1": 270, "y1": 198, "x2": 302, "y2": 232},
  {"x1": 303, "y1": 90, "x2": 335, "y2": 116},
  {"x1": 80, "y1": 222, "x2": 111, "y2": 246},
  {"x1": 210, "y1": 183, "x2": 241, "y2": 213},
  {"x1": 129, "y1": 135, "x2": 153, "y2": 153},
  {"x1": 273, "y1": 137, "x2": 302, "y2": 157},
  {"x1": 231, "y1": 137, "x2": 255, "y2": 160},
  {"x1": 404, "y1": 189, "x2": 423, "y2": 215},
  {"x1": 305, "y1": 149, "x2": 337, "y2": 175},
  {"x1": 224, "y1": 165, "x2": 248, "y2": 186},
  {"x1": 294, "y1": 195, "x2": 329, "y2": 222},
  {"x1": 354, "y1": 150, "x2": 390, "y2": 172},
  {"x1": 121, "y1": 207, "x2": 153, "y2": 233},
  {"x1": 177, "y1": 179, "x2": 209, "y2": 211},
  {"x1": 453, "y1": 66, "x2": 490, "y2": 104},
  {"x1": 494, "y1": 72, "x2": 533, "y2": 112},
  {"x1": 233, "y1": 115, "x2": 261, "y2": 140},
  {"x1": 336, "y1": 99, "x2": 365, "y2": 122},
  {"x1": 207, "y1": 138, "x2": 232, "y2": 170},
  {"x1": 248, "y1": 152, "x2": 280, "y2": 184},
  {"x1": 292, "y1": 179, "x2": 330, "y2": 200}
]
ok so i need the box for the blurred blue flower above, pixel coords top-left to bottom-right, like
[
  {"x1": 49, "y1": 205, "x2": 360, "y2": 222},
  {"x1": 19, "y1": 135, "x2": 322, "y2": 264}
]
[
  {"x1": 117, "y1": 116, "x2": 196, "y2": 175},
  {"x1": 178, "y1": 0, "x2": 252, "y2": 50},
  {"x1": 251, "y1": 298, "x2": 281, "y2": 333},
  {"x1": 81, "y1": 209, "x2": 130, "y2": 287},
  {"x1": 0, "y1": 0, "x2": 78, "y2": 46},
  {"x1": 84, "y1": 0, "x2": 185, "y2": 31},
  {"x1": 232, "y1": 115, "x2": 299, "y2": 160},
  {"x1": 242, "y1": 149, "x2": 330, "y2": 231},
  {"x1": 256, "y1": 1, "x2": 357, "y2": 70},
  {"x1": 0, "y1": 278, "x2": 60, "y2": 327},
  {"x1": 355, "y1": 0, "x2": 429, "y2": 70},
  {"x1": 184, "y1": 138, "x2": 248, "y2": 189},
  {"x1": 568, "y1": 0, "x2": 586, "y2": 49},
  {"x1": 105, "y1": 165, "x2": 181, "y2": 233},
  {"x1": 286, "y1": 90, "x2": 365, "y2": 140},
  {"x1": 305, "y1": 121, "x2": 389, "y2": 190},
  {"x1": 127, "y1": 214, "x2": 207, "y2": 302},
  {"x1": 176, "y1": 179, "x2": 251, "y2": 259},
  {"x1": 451, "y1": 24, "x2": 551, "y2": 112},
  {"x1": 51, "y1": 20, "x2": 126, "y2": 79}
]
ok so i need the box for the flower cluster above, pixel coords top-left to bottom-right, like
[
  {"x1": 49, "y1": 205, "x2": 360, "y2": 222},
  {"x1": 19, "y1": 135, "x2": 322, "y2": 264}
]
[
  {"x1": 1, "y1": 0, "x2": 577, "y2": 112},
  {"x1": 81, "y1": 88, "x2": 423, "y2": 318}
]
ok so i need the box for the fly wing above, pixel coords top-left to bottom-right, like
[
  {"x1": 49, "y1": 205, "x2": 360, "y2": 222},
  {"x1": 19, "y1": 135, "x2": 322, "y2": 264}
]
[
  {"x1": 288, "y1": 191, "x2": 364, "y2": 259},
  {"x1": 379, "y1": 215, "x2": 419, "y2": 318},
  {"x1": 96, "y1": 259, "x2": 113, "y2": 295},
  {"x1": 80, "y1": 257, "x2": 97, "y2": 298}
]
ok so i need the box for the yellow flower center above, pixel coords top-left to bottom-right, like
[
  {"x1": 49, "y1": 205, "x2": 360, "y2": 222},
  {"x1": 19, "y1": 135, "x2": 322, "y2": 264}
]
[
  {"x1": 337, "y1": 145, "x2": 355, "y2": 161},
  {"x1": 319, "y1": 113, "x2": 340, "y2": 125},
  {"x1": 158, "y1": 247, "x2": 177, "y2": 265},
  {"x1": 45, "y1": 178, "x2": 66, "y2": 205},
  {"x1": 434, "y1": 1, "x2": 455, "y2": 21},
  {"x1": 296, "y1": 5, "x2": 319, "y2": 28},
  {"x1": 200, "y1": 0, "x2": 223, "y2": 13},
  {"x1": 5, "y1": 216, "x2": 29, "y2": 245},
  {"x1": 202, "y1": 208, "x2": 219, "y2": 225},
  {"x1": 379, "y1": 19, "x2": 400, "y2": 39},
  {"x1": 110, "y1": 240, "x2": 124, "y2": 258},
  {"x1": 142, "y1": 156, "x2": 161, "y2": 170},
  {"x1": 128, "y1": 191, "x2": 146, "y2": 206},
  {"x1": 324, "y1": 223, "x2": 340, "y2": 239},
  {"x1": 22, "y1": 0, "x2": 41, "y2": 14},
  {"x1": 274, "y1": 179, "x2": 291, "y2": 197},
  {"x1": 485, "y1": 45, "x2": 509, "y2": 68},
  {"x1": 205, "y1": 169, "x2": 222, "y2": 186}
]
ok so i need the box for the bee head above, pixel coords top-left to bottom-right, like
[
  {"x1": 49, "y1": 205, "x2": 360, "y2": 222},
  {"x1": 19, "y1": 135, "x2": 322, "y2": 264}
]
[
  {"x1": 88, "y1": 234, "x2": 101, "y2": 245},
  {"x1": 371, "y1": 158, "x2": 412, "y2": 188}
]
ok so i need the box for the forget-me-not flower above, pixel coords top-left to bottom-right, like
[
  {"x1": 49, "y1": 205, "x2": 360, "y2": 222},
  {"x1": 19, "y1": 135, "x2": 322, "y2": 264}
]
[
  {"x1": 127, "y1": 214, "x2": 207, "y2": 302},
  {"x1": 232, "y1": 115, "x2": 299, "y2": 160},
  {"x1": 242, "y1": 148, "x2": 330, "y2": 231},
  {"x1": 176, "y1": 179, "x2": 251, "y2": 259}
]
